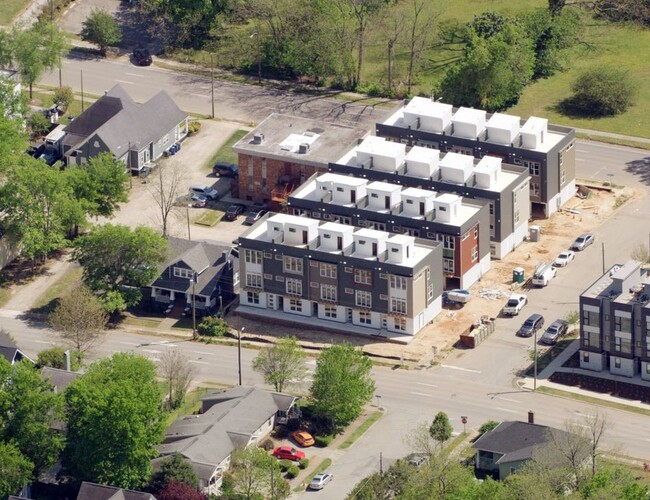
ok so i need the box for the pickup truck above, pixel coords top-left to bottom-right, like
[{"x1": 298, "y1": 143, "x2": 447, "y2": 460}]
[{"x1": 503, "y1": 294, "x2": 528, "y2": 316}]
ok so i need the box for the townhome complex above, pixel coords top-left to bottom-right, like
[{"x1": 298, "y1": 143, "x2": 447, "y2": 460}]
[
  {"x1": 376, "y1": 97, "x2": 576, "y2": 217},
  {"x1": 238, "y1": 213, "x2": 443, "y2": 338},
  {"x1": 329, "y1": 135, "x2": 530, "y2": 259},
  {"x1": 579, "y1": 260, "x2": 650, "y2": 381},
  {"x1": 287, "y1": 172, "x2": 490, "y2": 289}
]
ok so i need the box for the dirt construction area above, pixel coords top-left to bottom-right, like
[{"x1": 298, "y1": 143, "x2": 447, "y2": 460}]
[{"x1": 227, "y1": 184, "x2": 643, "y2": 365}]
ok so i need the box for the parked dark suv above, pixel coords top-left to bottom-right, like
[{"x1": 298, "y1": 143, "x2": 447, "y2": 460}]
[
  {"x1": 212, "y1": 162, "x2": 238, "y2": 177},
  {"x1": 517, "y1": 314, "x2": 545, "y2": 338},
  {"x1": 132, "y1": 48, "x2": 152, "y2": 66}
]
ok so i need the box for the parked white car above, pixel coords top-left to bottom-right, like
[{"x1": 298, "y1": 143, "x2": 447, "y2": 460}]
[
  {"x1": 553, "y1": 251, "x2": 575, "y2": 267},
  {"x1": 503, "y1": 294, "x2": 528, "y2": 316},
  {"x1": 309, "y1": 472, "x2": 333, "y2": 490}
]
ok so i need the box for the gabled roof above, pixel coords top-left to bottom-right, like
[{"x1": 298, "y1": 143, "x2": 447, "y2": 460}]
[
  {"x1": 157, "y1": 387, "x2": 297, "y2": 482},
  {"x1": 472, "y1": 421, "x2": 571, "y2": 464},
  {"x1": 76, "y1": 481, "x2": 156, "y2": 500},
  {"x1": 0, "y1": 331, "x2": 33, "y2": 364},
  {"x1": 41, "y1": 367, "x2": 82, "y2": 393},
  {"x1": 63, "y1": 84, "x2": 186, "y2": 156}
]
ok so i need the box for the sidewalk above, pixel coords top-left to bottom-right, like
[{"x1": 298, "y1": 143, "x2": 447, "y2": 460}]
[{"x1": 575, "y1": 127, "x2": 650, "y2": 146}]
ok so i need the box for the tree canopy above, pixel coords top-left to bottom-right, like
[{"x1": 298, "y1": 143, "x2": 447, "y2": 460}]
[
  {"x1": 429, "y1": 411, "x2": 453, "y2": 448},
  {"x1": 224, "y1": 446, "x2": 289, "y2": 500},
  {"x1": 63, "y1": 352, "x2": 165, "y2": 488},
  {"x1": 72, "y1": 224, "x2": 168, "y2": 312},
  {"x1": 80, "y1": 9, "x2": 122, "y2": 55},
  {"x1": 252, "y1": 336, "x2": 307, "y2": 393},
  {"x1": 0, "y1": 442, "x2": 33, "y2": 499},
  {"x1": 564, "y1": 65, "x2": 637, "y2": 117},
  {"x1": 149, "y1": 453, "x2": 198, "y2": 492},
  {"x1": 310, "y1": 343, "x2": 375, "y2": 433}
]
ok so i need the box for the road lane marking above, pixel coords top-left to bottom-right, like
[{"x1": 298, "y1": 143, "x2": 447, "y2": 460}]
[
  {"x1": 498, "y1": 397, "x2": 520, "y2": 403},
  {"x1": 440, "y1": 364, "x2": 481, "y2": 373},
  {"x1": 32, "y1": 340, "x2": 54, "y2": 344},
  {"x1": 115, "y1": 79, "x2": 134, "y2": 85},
  {"x1": 141, "y1": 349, "x2": 162, "y2": 354},
  {"x1": 496, "y1": 407, "x2": 518, "y2": 414},
  {"x1": 410, "y1": 391, "x2": 434, "y2": 398},
  {"x1": 417, "y1": 383, "x2": 438, "y2": 388},
  {"x1": 125, "y1": 72, "x2": 144, "y2": 78},
  {"x1": 189, "y1": 360, "x2": 210, "y2": 365},
  {"x1": 190, "y1": 92, "x2": 209, "y2": 98}
]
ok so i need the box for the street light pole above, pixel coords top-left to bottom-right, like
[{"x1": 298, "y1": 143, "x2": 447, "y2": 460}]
[
  {"x1": 210, "y1": 53, "x2": 215, "y2": 119},
  {"x1": 186, "y1": 204, "x2": 191, "y2": 241},
  {"x1": 238, "y1": 327, "x2": 244, "y2": 385},
  {"x1": 192, "y1": 273, "x2": 197, "y2": 340},
  {"x1": 533, "y1": 329, "x2": 538, "y2": 391}
]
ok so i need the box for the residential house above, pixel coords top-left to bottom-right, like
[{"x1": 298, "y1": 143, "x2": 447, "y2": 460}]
[
  {"x1": 329, "y1": 135, "x2": 530, "y2": 259},
  {"x1": 76, "y1": 481, "x2": 156, "y2": 500},
  {"x1": 231, "y1": 113, "x2": 369, "y2": 206},
  {"x1": 376, "y1": 97, "x2": 575, "y2": 217},
  {"x1": 155, "y1": 386, "x2": 298, "y2": 495},
  {"x1": 149, "y1": 237, "x2": 239, "y2": 315},
  {"x1": 62, "y1": 84, "x2": 188, "y2": 172},
  {"x1": 41, "y1": 367, "x2": 81, "y2": 393},
  {"x1": 579, "y1": 260, "x2": 650, "y2": 381},
  {"x1": 0, "y1": 331, "x2": 33, "y2": 364},
  {"x1": 288, "y1": 172, "x2": 490, "y2": 289},
  {"x1": 238, "y1": 212, "x2": 443, "y2": 339},
  {"x1": 473, "y1": 417, "x2": 576, "y2": 480}
]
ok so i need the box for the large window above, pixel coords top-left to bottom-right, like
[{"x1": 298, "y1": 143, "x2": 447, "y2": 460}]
[
  {"x1": 614, "y1": 336, "x2": 632, "y2": 354},
  {"x1": 582, "y1": 331, "x2": 600, "y2": 349},
  {"x1": 323, "y1": 306, "x2": 337, "y2": 318},
  {"x1": 443, "y1": 258, "x2": 455, "y2": 274},
  {"x1": 354, "y1": 269, "x2": 372, "y2": 285},
  {"x1": 614, "y1": 314, "x2": 631, "y2": 333},
  {"x1": 355, "y1": 290, "x2": 372, "y2": 308},
  {"x1": 245, "y1": 273, "x2": 263, "y2": 288},
  {"x1": 320, "y1": 284, "x2": 337, "y2": 302},
  {"x1": 443, "y1": 236, "x2": 455, "y2": 250},
  {"x1": 246, "y1": 291, "x2": 260, "y2": 304},
  {"x1": 285, "y1": 279, "x2": 302, "y2": 295},
  {"x1": 320, "y1": 263, "x2": 337, "y2": 279},
  {"x1": 358, "y1": 310, "x2": 372, "y2": 324},
  {"x1": 390, "y1": 298, "x2": 407, "y2": 314},
  {"x1": 394, "y1": 317, "x2": 406, "y2": 331},
  {"x1": 283, "y1": 256, "x2": 303, "y2": 274},
  {"x1": 173, "y1": 267, "x2": 193, "y2": 279},
  {"x1": 524, "y1": 160, "x2": 540, "y2": 176},
  {"x1": 288, "y1": 299, "x2": 302, "y2": 312},
  {"x1": 244, "y1": 249, "x2": 262, "y2": 265},
  {"x1": 582, "y1": 310, "x2": 600, "y2": 327},
  {"x1": 389, "y1": 275, "x2": 407, "y2": 290}
]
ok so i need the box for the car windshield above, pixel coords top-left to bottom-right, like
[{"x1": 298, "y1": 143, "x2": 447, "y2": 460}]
[
  {"x1": 577, "y1": 237, "x2": 586, "y2": 243},
  {"x1": 507, "y1": 299, "x2": 519, "y2": 306},
  {"x1": 523, "y1": 320, "x2": 534, "y2": 327}
]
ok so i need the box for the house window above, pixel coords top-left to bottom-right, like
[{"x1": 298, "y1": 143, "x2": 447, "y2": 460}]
[
  {"x1": 582, "y1": 331, "x2": 600, "y2": 349},
  {"x1": 355, "y1": 291, "x2": 372, "y2": 308},
  {"x1": 531, "y1": 182, "x2": 540, "y2": 197},
  {"x1": 471, "y1": 246, "x2": 478, "y2": 262},
  {"x1": 286, "y1": 279, "x2": 302, "y2": 296},
  {"x1": 614, "y1": 336, "x2": 632, "y2": 354},
  {"x1": 489, "y1": 203, "x2": 494, "y2": 216},
  {"x1": 394, "y1": 317, "x2": 406, "y2": 331},
  {"x1": 247, "y1": 291, "x2": 260, "y2": 304},
  {"x1": 245, "y1": 273, "x2": 263, "y2": 288},
  {"x1": 389, "y1": 275, "x2": 407, "y2": 290},
  {"x1": 646, "y1": 364, "x2": 650, "y2": 375},
  {"x1": 614, "y1": 358, "x2": 621, "y2": 369},
  {"x1": 523, "y1": 160, "x2": 540, "y2": 176},
  {"x1": 320, "y1": 263, "x2": 337, "y2": 279},
  {"x1": 514, "y1": 209, "x2": 520, "y2": 224},
  {"x1": 582, "y1": 352, "x2": 589, "y2": 363},
  {"x1": 443, "y1": 236, "x2": 455, "y2": 250},
  {"x1": 443, "y1": 258, "x2": 455, "y2": 274},
  {"x1": 323, "y1": 306, "x2": 337, "y2": 318},
  {"x1": 354, "y1": 269, "x2": 372, "y2": 285},
  {"x1": 244, "y1": 249, "x2": 263, "y2": 265},
  {"x1": 283, "y1": 256, "x2": 303, "y2": 274},
  {"x1": 474, "y1": 227, "x2": 478, "y2": 238},
  {"x1": 614, "y1": 314, "x2": 631, "y2": 333},
  {"x1": 358, "y1": 310, "x2": 372, "y2": 324},
  {"x1": 288, "y1": 299, "x2": 302, "y2": 312},
  {"x1": 320, "y1": 284, "x2": 337, "y2": 302},
  {"x1": 173, "y1": 267, "x2": 193, "y2": 279},
  {"x1": 582, "y1": 310, "x2": 600, "y2": 326},
  {"x1": 390, "y1": 298, "x2": 407, "y2": 314}
]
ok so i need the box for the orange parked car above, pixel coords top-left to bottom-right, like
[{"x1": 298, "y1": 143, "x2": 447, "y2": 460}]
[{"x1": 292, "y1": 430, "x2": 315, "y2": 447}]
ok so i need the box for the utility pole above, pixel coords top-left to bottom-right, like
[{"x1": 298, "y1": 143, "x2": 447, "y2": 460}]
[
  {"x1": 186, "y1": 204, "x2": 191, "y2": 241},
  {"x1": 238, "y1": 327, "x2": 244, "y2": 385},
  {"x1": 191, "y1": 273, "x2": 197, "y2": 340},
  {"x1": 602, "y1": 242, "x2": 605, "y2": 275},
  {"x1": 80, "y1": 70, "x2": 85, "y2": 112},
  {"x1": 210, "y1": 53, "x2": 215, "y2": 119},
  {"x1": 533, "y1": 328, "x2": 538, "y2": 390},
  {"x1": 379, "y1": 452, "x2": 383, "y2": 475}
]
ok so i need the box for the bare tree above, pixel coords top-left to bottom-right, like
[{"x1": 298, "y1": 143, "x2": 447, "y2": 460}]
[
  {"x1": 251, "y1": 336, "x2": 307, "y2": 393},
  {"x1": 403, "y1": 421, "x2": 439, "y2": 457},
  {"x1": 159, "y1": 349, "x2": 194, "y2": 410},
  {"x1": 149, "y1": 160, "x2": 185, "y2": 238},
  {"x1": 378, "y1": 5, "x2": 406, "y2": 93},
  {"x1": 404, "y1": 0, "x2": 444, "y2": 95},
  {"x1": 49, "y1": 285, "x2": 107, "y2": 354},
  {"x1": 631, "y1": 243, "x2": 650, "y2": 264}
]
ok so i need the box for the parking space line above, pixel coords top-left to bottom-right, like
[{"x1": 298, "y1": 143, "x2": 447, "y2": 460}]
[{"x1": 496, "y1": 407, "x2": 518, "y2": 414}]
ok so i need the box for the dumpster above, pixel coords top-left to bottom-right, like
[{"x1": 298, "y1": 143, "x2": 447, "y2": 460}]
[
  {"x1": 513, "y1": 267, "x2": 525, "y2": 284},
  {"x1": 530, "y1": 225, "x2": 541, "y2": 242}
]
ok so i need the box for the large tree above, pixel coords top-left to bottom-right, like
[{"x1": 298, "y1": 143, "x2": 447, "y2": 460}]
[
  {"x1": 148, "y1": 160, "x2": 185, "y2": 238},
  {"x1": 49, "y1": 285, "x2": 107, "y2": 354},
  {"x1": 0, "y1": 442, "x2": 33, "y2": 499},
  {"x1": 149, "y1": 453, "x2": 198, "y2": 492},
  {"x1": 565, "y1": 65, "x2": 637, "y2": 116},
  {"x1": 80, "y1": 9, "x2": 122, "y2": 55},
  {"x1": 252, "y1": 336, "x2": 307, "y2": 393},
  {"x1": 0, "y1": 359, "x2": 65, "y2": 478},
  {"x1": 310, "y1": 342, "x2": 375, "y2": 433},
  {"x1": 72, "y1": 224, "x2": 168, "y2": 312},
  {"x1": 226, "y1": 447, "x2": 289, "y2": 500},
  {"x1": 63, "y1": 352, "x2": 165, "y2": 488},
  {"x1": 429, "y1": 411, "x2": 453, "y2": 450}
]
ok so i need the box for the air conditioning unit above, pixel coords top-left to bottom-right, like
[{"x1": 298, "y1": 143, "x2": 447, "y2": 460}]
[{"x1": 252, "y1": 133, "x2": 265, "y2": 144}]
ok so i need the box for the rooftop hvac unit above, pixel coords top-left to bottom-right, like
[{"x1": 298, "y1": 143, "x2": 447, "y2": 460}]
[
  {"x1": 298, "y1": 143, "x2": 310, "y2": 154},
  {"x1": 252, "y1": 133, "x2": 265, "y2": 144}
]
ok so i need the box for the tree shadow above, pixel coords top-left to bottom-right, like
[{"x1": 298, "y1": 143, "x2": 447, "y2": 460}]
[{"x1": 625, "y1": 156, "x2": 650, "y2": 186}]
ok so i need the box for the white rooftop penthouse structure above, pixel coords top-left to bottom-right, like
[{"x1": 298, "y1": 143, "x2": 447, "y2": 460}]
[
  {"x1": 520, "y1": 117, "x2": 549, "y2": 150},
  {"x1": 439, "y1": 152, "x2": 474, "y2": 185},
  {"x1": 366, "y1": 181, "x2": 402, "y2": 212},
  {"x1": 355, "y1": 135, "x2": 406, "y2": 172},
  {"x1": 451, "y1": 107, "x2": 487, "y2": 139},
  {"x1": 474, "y1": 156, "x2": 502, "y2": 190},
  {"x1": 403, "y1": 97, "x2": 452, "y2": 133},
  {"x1": 405, "y1": 146, "x2": 440, "y2": 179},
  {"x1": 487, "y1": 113, "x2": 521, "y2": 146}
]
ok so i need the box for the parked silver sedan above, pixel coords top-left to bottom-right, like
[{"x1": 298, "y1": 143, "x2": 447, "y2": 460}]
[{"x1": 308, "y1": 472, "x2": 333, "y2": 490}]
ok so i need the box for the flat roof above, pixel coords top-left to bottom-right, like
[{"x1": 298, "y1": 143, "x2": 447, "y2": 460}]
[
  {"x1": 581, "y1": 261, "x2": 650, "y2": 306},
  {"x1": 401, "y1": 187, "x2": 435, "y2": 198},
  {"x1": 366, "y1": 181, "x2": 401, "y2": 192},
  {"x1": 487, "y1": 112, "x2": 520, "y2": 130},
  {"x1": 232, "y1": 113, "x2": 368, "y2": 167},
  {"x1": 404, "y1": 97, "x2": 452, "y2": 119},
  {"x1": 318, "y1": 172, "x2": 367, "y2": 186},
  {"x1": 452, "y1": 107, "x2": 486, "y2": 125}
]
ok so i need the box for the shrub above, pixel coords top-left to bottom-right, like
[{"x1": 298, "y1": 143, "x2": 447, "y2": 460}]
[
  {"x1": 314, "y1": 434, "x2": 333, "y2": 448},
  {"x1": 188, "y1": 121, "x2": 201, "y2": 135},
  {"x1": 260, "y1": 439, "x2": 274, "y2": 451},
  {"x1": 478, "y1": 420, "x2": 500, "y2": 436},
  {"x1": 565, "y1": 66, "x2": 637, "y2": 117},
  {"x1": 197, "y1": 317, "x2": 227, "y2": 337},
  {"x1": 286, "y1": 465, "x2": 300, "y2": 479},
  {"x1": 279, "y1": 460, "x2": 292, "y2": 472},
  {"x1": 37, "y1": 347, "x2": 83, "y2": 370},
  {"x1": 28, "y1": 112, "x2": 51, "y2": 137},
  {"x1": 273, "y1": 425, "x2": 289, "y2": 439},
  {"x1": 286, "y1": 418, "x2": 300, "y2": 432},
  {"x1": 298, "y1": 458, "x2": 309, "y2": 470},
  {"x1": 53, "y1": 86, "x2": 74, "y2": 112}
]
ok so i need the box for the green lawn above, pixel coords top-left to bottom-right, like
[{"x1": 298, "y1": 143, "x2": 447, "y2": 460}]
[
  {"x1": 29, "y1": 91, "x2": 84, "y2": 125},
  {"x1": 0, "y1": 0, "x2": 30, "y2": 25},
  {"x1": 205, "y1": 129, "x2": 248, "y2": 171},
  {"x1": 193, "y1": 209, "x2": 224, "y2": 227},
  {"x1": 0, "y1": 288, "x2": 11, "y2": 309},
  {"x1": 30, "y1": 266, "x2": 83, "y2": 314}
]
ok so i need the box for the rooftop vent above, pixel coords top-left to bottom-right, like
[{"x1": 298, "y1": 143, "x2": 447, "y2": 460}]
[
  {"x1": 252, "y1": 133, "x2": 265, "y2": 144},
  {"x1": 298, "y1": 143, "x2": 310, "y2": 154}
]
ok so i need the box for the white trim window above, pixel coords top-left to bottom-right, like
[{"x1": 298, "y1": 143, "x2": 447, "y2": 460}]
[
  {"x1": 355, "y1": 290, "x2": 372, "y2": 308},
  {"x1": 323, "y1": 305, "x2": 337, "y2": 318},
  {"x1": 443, "y1": 258, "x2": 455, "y2": 274},
  {"x1": 320, "y1": 284, "x2": 337, "y2": 302},
  {"x1": 173, "y1": 267, "x2": 193, "y2": 279},
  {"x1": 245, "y1": 272, "x2": 263, "y2": 288},
  {"x1": 394, "y1": 317, "x2": 406, "y2": 331},
  {"x1": 358, "y1": 310, "x2": 372, "y2": 324},
  {"x1": 283, "y1": 256, "x2": 303, "y2": 274},
  {"x1": 471, "y1": 246, "x2": 478, "y2": 262},
  {"x1": 244, "y1": 249, "x2": 262, "y2": 264},
  {"x1": 389, "y1": 275, "x2": 407, "y2": 290},
  {"x1": 288, "y1": 299, "x2": 302, "y2": 312},
  {"x1": 247, "y1": 291, "x2": 260, "y2": 304},
  {"x1": 524, "y1": 160, "x2": 541, "y2": 176},
  {"x1": 354, "y1": 269, "x2": 372, "y2": 285},
  {"x1": 285, "y1": 279, "x2": 302, "y2": 296},
  {"x1": 390, "y1": 297, "x2": 407, "y2": 314},
  {"x1": 320, "y1": 263, "x2": 337, "y2": 279}
]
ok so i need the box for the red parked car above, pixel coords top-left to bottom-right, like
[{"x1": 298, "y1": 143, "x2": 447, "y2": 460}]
[{"x1": 272, "y1": 446, "x2": 305, "y2": 461}]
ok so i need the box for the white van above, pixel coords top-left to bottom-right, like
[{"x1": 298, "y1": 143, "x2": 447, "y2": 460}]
[{"x1": 532, "y1": 263, "x2": 556, "y2": 287}]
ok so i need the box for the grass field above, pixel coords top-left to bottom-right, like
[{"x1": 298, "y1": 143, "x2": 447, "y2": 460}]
[
  {"x1": 205, "y1": 129, "x2": 248, "y2": 172},
  {"x1": 29, "y1": 91, "x2": 84, "y2": 125},
  {"x1": 0, "y1": 0, "x2": 29, "y2": 25},
  {"x1": 30, "y1": 266, "x2": 83, "y2": 314}
]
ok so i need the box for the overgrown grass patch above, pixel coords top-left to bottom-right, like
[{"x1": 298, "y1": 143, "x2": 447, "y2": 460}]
[
  {"x1": 122, "y1": 317, "x2": 162, "y2": 328},
  {"x1": 444, "y1": 431, "x2": 469, "y2": 455},
  {"x1": 30, "y1": 266, "x2": 83, "y2": 314},
  {"x1": 0, "y1": 0, "x2": 31, "y2": 25},
  {"x1": 205, "y1": 129, "x2": 248, "y2": 171},
  {"x1": 193, "y1": 209, "x2": 224, "y2": 227},
  {"x1": 339, "y1": 411, "x2": 383, "y2": 449},
  {"x1": 536, "y1": 386, "x2": 650, "y2": 417},
  {"x1": 599, "y1": 457, "x2": 650, "y2": 488},
  {"x1": 163, "y1": 386, "x2": 218, "y2": 427}
]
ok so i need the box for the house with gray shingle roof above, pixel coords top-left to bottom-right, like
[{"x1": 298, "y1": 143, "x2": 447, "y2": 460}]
[
  {"x1": 472, "y1": 419, "x2": 578, "y2": 479},
  {"x1": 76, "y1": 481, "x2": 156, "y2": 500},
  {"x1": 0, "y1": 331, "x2": 33, "y2": 365},
  {"x1": 62, "y1": 84, "x2": 188, "y2": 172},
  {"x1": 154, "y1": 386, "x2": 298, "y2": 495},
  {"x1": 149, "y1": 237, "x2": 239, "y2": 314}
]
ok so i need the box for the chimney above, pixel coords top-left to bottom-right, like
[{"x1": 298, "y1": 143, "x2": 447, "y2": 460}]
[
  {"x1": 64, "y1": 350, "x2": 71, "y2": 372},
  {"x1": 528, "y1": 410, "x2": 534, "y2": 424}
]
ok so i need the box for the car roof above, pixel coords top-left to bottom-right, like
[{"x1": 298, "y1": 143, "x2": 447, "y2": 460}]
[
  {"x1": 549, "y1": 319, "x2": 568, "y2": 328},
  {"x1": 525, "y1": 313, "x2": 543, "y2": 321}
]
